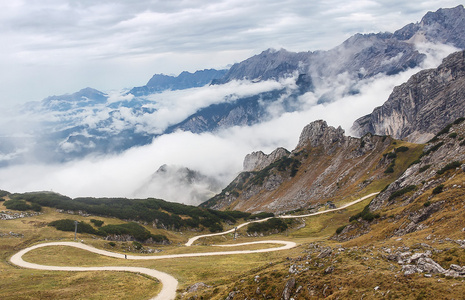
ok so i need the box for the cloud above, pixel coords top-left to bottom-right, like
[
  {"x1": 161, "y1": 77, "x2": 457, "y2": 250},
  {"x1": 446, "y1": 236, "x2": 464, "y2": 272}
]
[
  {"x1": 0, "y1": 38, "x2": 458, "y2": 203},
  {"x1": 1, "y1": 0, "x2": 464, "y2": 105},
  {"x1": 0, "y1": 42, "x2": 451, "y2": 201}
]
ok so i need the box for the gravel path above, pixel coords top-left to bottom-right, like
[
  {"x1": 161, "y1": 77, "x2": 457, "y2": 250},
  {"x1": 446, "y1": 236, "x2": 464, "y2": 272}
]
[
  {"x1": 186, "y1": 192, "x2": 379, "y2": 246},
  {"x1": 10, "y1": 240, "x2": 296, "y2": 299}
]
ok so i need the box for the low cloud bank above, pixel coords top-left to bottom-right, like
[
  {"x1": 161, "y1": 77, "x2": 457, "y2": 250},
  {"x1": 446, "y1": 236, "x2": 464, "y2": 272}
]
[{"x1": 0, "y1": 43, "x2": 458, "y2": 204}]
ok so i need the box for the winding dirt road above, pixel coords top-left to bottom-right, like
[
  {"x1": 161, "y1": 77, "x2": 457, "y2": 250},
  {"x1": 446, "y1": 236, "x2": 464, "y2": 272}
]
[
  {"x1": 185, "y1": 192, "x2": 379, "y2": 246},
  {"x1": 9, "y1": 192, "x2": 378, "y2": 299}
]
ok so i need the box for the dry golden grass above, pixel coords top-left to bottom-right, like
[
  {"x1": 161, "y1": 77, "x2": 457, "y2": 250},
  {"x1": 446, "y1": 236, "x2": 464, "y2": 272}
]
[{"x1": 2, "y1": 167, "x2": 465, "y2": 299}]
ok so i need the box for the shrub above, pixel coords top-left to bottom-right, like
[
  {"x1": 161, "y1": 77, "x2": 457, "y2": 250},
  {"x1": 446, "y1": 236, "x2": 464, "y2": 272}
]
[
  {"x1": 248, "y1": 212, "x2": 274, "y2": 220},
  {"x1": 336, "y1": 225, "x2": 347, "y2": 234},
  {"x1": 384, "y1": 166, "x2": 394, "y2": 173},
  {"x1": 389, "y1": 185, "x2": 417, "y2": 201},
  {"x1": 48, "y1": 219, "x2": 98, "y2": 235},
  {"x1": 395, "y1": 146, "x2": 409, "y2": 153},
  {"x1": 349, "y1": 205, "x2": 380, "y2": 222},
  {"x1": 108, "y1": 242, "x2": 116, "y2": 247},
  {"x1": 208, "y1": 222, "x2": 223, "y2": 233},
  {"x1": 437, "y1": 161, "x2": 461, "y2": 175},
  {"x1": 90, "y1": 219, "x2": 104, "y2": 227},
  {"x1": 449, "y1": 132, "x2": 458, "y2": 139},
  {"x1": 3, "y1": 199, "x2": 41, "y2": 212},
  {"x1": 386, "y1": 152, "x2": 397, "y2": 159},
  {"x1": 247, "y1": 218, "x2": 288, "y2": 234},
  {"x1": 419, "y1": 165, "x2": 431, "y2": 173},
  {"x1": 453, "y1": 117, "x2": 465, "y2": 125},
  {"x1": 132, "y1": 241, "x2": 143, "y2": 250},
  {"x1": 421, "y1": 142, "x2": 444, "y2": 157},
  {"x1": 4, "y1": 199, "x2": 30, "y2": 211},
  {"x1": 432, "y1": 184, "x2": 444, "y2": 195},
  {"x1": 423, "y1": 201, "x2": 431, "y2": 207}
]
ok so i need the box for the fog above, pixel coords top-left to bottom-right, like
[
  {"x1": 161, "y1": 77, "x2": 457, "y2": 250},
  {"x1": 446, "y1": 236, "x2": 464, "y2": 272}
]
[{"x1": 0, "y1": 42, "x2": 458, "y2": 205}]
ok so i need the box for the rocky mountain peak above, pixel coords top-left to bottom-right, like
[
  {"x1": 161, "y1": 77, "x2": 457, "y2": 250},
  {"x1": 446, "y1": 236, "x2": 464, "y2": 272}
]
[
  {"x1": 243, "y1": 147, "x2": 290, "y2": 172},
  {"x1": 296, "y1": 120, "x2": 345, "y2": 150},
  {"x1": 394, "y1": 5, "x2": 465, "y2": 48}
]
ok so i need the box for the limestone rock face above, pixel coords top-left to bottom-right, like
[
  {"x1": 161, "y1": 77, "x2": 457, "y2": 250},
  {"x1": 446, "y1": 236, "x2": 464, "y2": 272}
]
[
  {"x1": 243, "y1": 148, "x2": 290, "y2": 172},
  {"x1": 297, "y1": 120, "x2": 345, "y2": 152},
  {"x1": 352, "y1": 50, "x2": 465, "y2": 143}
]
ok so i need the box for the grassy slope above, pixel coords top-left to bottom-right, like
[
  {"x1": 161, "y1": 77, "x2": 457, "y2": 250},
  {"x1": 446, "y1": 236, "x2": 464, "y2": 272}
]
[
  {"x1": 1, "y1": 138, "x2": 463, "y2": 299},
  {"x1": 2, "y1": 177, "x2": 465, "y2": 300}
]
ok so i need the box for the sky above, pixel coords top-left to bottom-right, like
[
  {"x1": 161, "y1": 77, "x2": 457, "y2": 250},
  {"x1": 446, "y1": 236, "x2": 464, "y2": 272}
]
[{"x1": 1, "y1": 0, "x2": 464, "y2": 106}]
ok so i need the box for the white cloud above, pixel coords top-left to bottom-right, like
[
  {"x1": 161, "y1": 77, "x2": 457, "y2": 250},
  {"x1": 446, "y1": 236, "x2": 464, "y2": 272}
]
[
  {"x1": 1, "y1": 1, "x2": 463, "y2": 105},
  {"x1": 0, "y1": 55, "x2": 435, "y2": 201}
]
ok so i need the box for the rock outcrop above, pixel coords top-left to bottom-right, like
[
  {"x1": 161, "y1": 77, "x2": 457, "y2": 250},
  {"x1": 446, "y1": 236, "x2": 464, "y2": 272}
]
[
  {"x1": 203, "y1": 120, "x2": 395, "y2": 213},
  {"x1": 352, "y1": 50, "x2": 465, "y2": 143},
  {"x1": 243, "y1": 148, "x2": 290, "y2": 172}
]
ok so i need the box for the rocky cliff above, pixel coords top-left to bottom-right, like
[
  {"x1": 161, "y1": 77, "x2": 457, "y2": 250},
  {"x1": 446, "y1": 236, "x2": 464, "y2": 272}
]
[
  {"x1": 202, "y1": 120, "x2": 421, "y2": 213},
  {"x1": 352, "y1": 50, "x2": 465, "y2": 143}
]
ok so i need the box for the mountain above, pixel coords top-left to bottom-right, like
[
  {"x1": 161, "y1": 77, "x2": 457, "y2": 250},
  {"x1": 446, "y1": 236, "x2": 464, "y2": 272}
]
[
  {"x1": 38, "y1": 87, "x2": 108, "y2": 111},
  {"x1": 163, "y1": 6, "x2": 465, "y2": 135},
  {"x1": 215, "y1": 5, "x2": 465, "y2": 86},
  {"x1": 129, "y1": 69, "x2": 228, "y2": 96},
  {"x1": 393, "y1": 5, "x2": 465, "y2": 48},
  {"x1": 2, "y1": 6, "x2": 465, "y2": 206},
  {"x1": 134, "y1": 164, "x2": 223, "y2": 205},
  {"x1": 202, "y1": 120, "x2": 422, "y2": 213},
  {"x1": 351, "y1": 50, "x2": 465, "y2": 143}
]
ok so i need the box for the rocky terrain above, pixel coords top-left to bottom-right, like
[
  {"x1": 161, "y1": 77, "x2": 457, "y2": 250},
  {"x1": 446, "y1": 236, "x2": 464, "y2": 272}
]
[
  {"x1": 202, "y1": 120, "x2": 422, "y2": 213},
  {"x1": 352, "y1": 50, "x2": 465, "y2": 143}
]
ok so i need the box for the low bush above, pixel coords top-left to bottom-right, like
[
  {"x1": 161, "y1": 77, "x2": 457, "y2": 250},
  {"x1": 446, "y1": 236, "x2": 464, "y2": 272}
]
[
  {"x1": 395, "y1": 146, "x2": 409, "y2": 153},
  {"x1": 388, "y1": 185, "x2": 416, "y2": 201},
  {"x1": 4, "y1": 199, "x2": 42, "y2": 212},
  {"x1": 336, "y1": 225, "x2": 347, "y2": 234},
  {"x1": 384, "y1": 166, "x2": 394, "y2": 173},
  {"x1": 90, "y1": 219, "x2": 104, "y2": 227},
  {"x1": 349, "y1": 205, "x2": 380, "y2": 222},
  {"x1": 437, "y1": 161, "x2": 461, "y2": 175},
  {"x1": 247, "y1": 218, "x2": 288, "y2": 234},
  {"x1": 419, "y1": 165, "x2": 431, "y2": 173},
  {"x1": 421, "y1": 142, "x2": 444, "y2": 157},
  {"x1": 432, "y1": 184, "x2": 444, "y2": 195},
  {"x1": 48, "y1": 219, "x2": 98, "y2": 234},
  {"x1": 100, "y1": 222, "x2": 169, "y2": 243},
  {"x1": 248, "y1": 212, "x2": 274, "y2": 220}
]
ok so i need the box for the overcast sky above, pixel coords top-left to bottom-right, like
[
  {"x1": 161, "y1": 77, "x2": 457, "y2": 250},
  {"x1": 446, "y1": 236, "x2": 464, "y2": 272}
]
[{"x1": 1, "y1": 0, "x2": 463, "y2": 105}]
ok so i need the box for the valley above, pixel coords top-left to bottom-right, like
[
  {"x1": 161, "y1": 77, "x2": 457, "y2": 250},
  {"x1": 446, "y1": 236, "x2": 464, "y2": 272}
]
[{"x1": 1, "y1": 4, "x2": 465, "y2": 300}]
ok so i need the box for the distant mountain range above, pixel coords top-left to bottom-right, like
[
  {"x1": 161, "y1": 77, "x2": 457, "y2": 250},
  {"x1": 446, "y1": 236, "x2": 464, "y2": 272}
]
[{"x1": 1, "y1": 6, "x2": 464, "y2": 203}]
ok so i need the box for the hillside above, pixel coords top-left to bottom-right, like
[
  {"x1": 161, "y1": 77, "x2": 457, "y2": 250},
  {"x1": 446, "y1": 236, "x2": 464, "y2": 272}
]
[
  {"x1": 184, "y1": 119, "x2": 465, "y2": 299},
  {"x1": 202, "y1": 120, "x2": 423, "y2": 213}
]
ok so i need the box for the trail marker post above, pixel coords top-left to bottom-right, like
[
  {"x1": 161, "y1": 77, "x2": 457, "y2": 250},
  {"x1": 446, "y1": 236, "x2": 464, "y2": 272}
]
[{"x1": 74, "y1": 221, "x2": 78, "y2": 241}]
